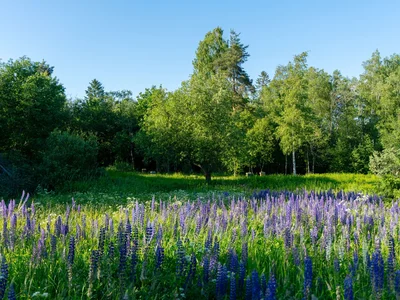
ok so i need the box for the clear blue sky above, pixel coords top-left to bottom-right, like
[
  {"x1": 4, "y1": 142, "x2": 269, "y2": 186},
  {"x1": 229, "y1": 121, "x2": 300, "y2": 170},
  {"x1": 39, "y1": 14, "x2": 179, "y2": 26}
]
[{"x1": 1, "y1": 0, "x2": 399, "y2": 99}]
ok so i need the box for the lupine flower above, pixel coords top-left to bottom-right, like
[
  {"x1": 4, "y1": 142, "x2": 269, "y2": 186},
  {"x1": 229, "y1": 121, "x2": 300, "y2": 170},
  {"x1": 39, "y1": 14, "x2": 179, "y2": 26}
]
[
  {"x1": 202, "y1": 256, "x2": 210, "y2": 284},
  {"x1": 261, "y1": 273, "x2": 267, "y2": 296},
  {"x1": 292, "y1": 247, "x2": 301, "y2": 266},
  {"x1": 372, "y1": 249, "x2": 384, "y2": 295},
  {"x1": 304, "y1": 256, "x2": 313, "y2": 299},
  {"x1": 251, "y1": 270, "x2": 260, "y2": 300},
  {"x1": 130, "y1": 245, "x2": 138, "y2": 281},
  {"x1": 55, "y1": 216, "x2": 62, "y2": 237},
  {"x1": 388, "y1": 252, "x2": 395, "y2": 290},
  {"x1": 344, "y1": 275, "x2": 353, "y2": 300},
  {"x1": 155, "y1": 244, "x2": 164, "y2": 269},
  {"x1": 395, "y1": 270, "x2": 400, "y2": 297},
  {"x1": 229, "y1": 271, "x2": 236, "y2": 300},
  {"x1": 245, "y1": 276, "x2": 252, "y2": 299},
  {"x1": 0, "y1": 257, "x2": 8, "y2": 299},
  {"x1": 98, "y1": 227, "x2": 106, "y2": 257},
  {"x1": 176, "y1": 239, "x2": 185, "y2": 277},
  {"x1": 333, "y1": 258, "x2": 340, "y2": 273},
  {"x1": 185, "y1": 253, "x2": 197, "y2": 287},
  {"x1": 8, "y1": 283, "x2": 16, "y2": 300},
  {"x1": 67, "y1": 236, "x2": 75, "y2": 266},
  {"x1": 216, "y1": 263, "x2": 228, "y2": 299},
  {"x1": 241, "y1": 242, "x2": 248, "y2": 266},
  {"x1": 238, "y1": 262, "x2": 246, "y2": 290},
  {"x1": 266, "y1": 273, "x2": 276, "y2": 300}
]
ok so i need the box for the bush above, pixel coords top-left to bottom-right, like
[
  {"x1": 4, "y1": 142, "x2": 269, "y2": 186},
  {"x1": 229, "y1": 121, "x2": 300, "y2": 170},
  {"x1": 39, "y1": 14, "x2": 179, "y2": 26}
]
[
  {"x1": 369, "y1": 148, "x2": 400, "y2": 197},
  {"x1": 39, "y1": 131, "x2": 100, "y2": 190}
]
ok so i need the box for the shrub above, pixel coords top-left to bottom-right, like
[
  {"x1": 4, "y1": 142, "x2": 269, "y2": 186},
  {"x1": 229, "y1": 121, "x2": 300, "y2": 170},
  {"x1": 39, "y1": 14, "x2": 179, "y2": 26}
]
[
  {"x1": 369, "y1": 148, "x2": 400, "y2": 197},
  {"x1": 39, "y1": 131, "x2": 100, "y2": 190}
]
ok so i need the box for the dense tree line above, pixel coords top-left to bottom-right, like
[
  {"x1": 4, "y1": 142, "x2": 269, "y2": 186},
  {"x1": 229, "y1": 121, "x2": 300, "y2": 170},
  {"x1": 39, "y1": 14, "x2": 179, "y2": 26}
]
[{"x1": 1, "y1": 27, "x2": 399, "y2": 194}]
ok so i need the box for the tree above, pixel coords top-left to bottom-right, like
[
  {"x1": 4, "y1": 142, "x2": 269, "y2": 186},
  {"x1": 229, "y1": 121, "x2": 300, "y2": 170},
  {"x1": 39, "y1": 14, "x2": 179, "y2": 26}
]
[
  {"x1": 72, "y1": 79, "x2": 120, "y2": 165},
  {"x1": 275, "y1": 52, "x2": 310, "y2": 175},
  {"x1": 0, "y1": 57, "x2": 67, "y2": 158}
]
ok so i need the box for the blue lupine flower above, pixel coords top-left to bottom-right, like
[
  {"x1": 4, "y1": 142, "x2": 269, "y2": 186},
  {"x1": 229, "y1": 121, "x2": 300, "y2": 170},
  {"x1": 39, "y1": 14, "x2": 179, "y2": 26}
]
[
  {"x1": 8, "y1": 283, "x2": 16, "y2": 300},
  {"x1": 266, "y1": 274, "x2": 276, "y2": 300},
  {"x1": 251, "y1": 270, "x2": 260, "y2": 300},
  {"x1": 67, "y1": 236, "x2": 75, "y2": 266},
  {"x1": 304, "y1": 256, "x2": 313, "y2": 299},
  {"x1": 229, "y1": 271, "x2": 236, "y2": 300},
  {"x1": 333, "y1": 258, "x2": 340, "y2": 273},
  {"x1": 176, "y1": 239, "x2": 185, "y2": 277},
  {"x1": 344, "y1": 275, "x2": 353, "y2": 300},
  {"x1": 238, "y1": 262, "x2": 246, "y2": 290},
  {"x1": 0, "y1": 257, "x2": 8, "y2": 299},
  {"x1": 155, "y1": 245, "x2": 164, "y2": 269},
  {"x1": 372, "y1": 249, "x2": 384, "y2": 295},
  {"x1": 216, "y1": 264, "x2": 228, "y2": 299},
  {"x1": 261, "y1": 273, "x2": 267, "y2": 296},
  {"x1": 395, "y1": 270, "x2": 400, "y2": 297},
  {"x1": 202, "y1": 256, "x2": 210, "y2": 284},
  {"x1": 245, "y1": 276, "x2": 252, "y2": 299}
]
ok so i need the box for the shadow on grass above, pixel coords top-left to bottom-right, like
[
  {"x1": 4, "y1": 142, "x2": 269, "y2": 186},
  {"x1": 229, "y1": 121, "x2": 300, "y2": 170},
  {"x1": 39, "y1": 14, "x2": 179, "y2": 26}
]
[{"x1": 68, "y1": 171, "x2": 378, "y2": 195}]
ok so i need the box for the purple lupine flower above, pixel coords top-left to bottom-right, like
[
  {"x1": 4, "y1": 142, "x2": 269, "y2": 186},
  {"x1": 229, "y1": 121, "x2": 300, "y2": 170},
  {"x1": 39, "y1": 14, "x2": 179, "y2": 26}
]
[
  {"x1": 292, "y1": 247, "x2": 300, "y2": 266},
  {"x1": 155, "y1": 244, "x2": 164, "y2": 269},
  {"x1": 202, "y1": 256, "x2": 210, "y2": 284},
  {"x1": 387, "y1": 252, "x2": 395, "y2": 290},
  {"x1": 266, "y1": 273, "x2": 277, "y2": 300},
  {"x1": 185, "y1": 253, "x2": 197, "y2": 287},
  {"x1": 352, "y1": 251, "x2": 359, "y2": 276},
  {"x1": 156, "y1": 226, "x2": 163, "y2": 245},
  {"x1": 204, "y1": 230, "x2": 212, "y2": 253},
  {"x1": 67, "y1": 236, "x2": 75, "y2": 266},
  {"x1": 333, "y1": 258, "x2": 340, "y2": 273},
  {"x1": 216, "y1": 264, "x2": 228, "y2": 299},
  {"x1": 372, "y1": 249, "x2": 384, "y2": 295},
  {"x1": 55, "y1": 216, "x2": 62, "y2": 237},
  {"x1": 241, "y1": 242, "x2": 248, "y2": 266},
  {"x1": 245, "y1": 276, "x2": 252, "y2": 299},
  {"x1": 261, "y1": 274, "x2": 267, "y2": 296},
  {"x1": 251, "y1": 270, "x2": 261, "y2": 300},
  {"x1": 130, "y1": 244, "x2": 138, "y2": 280},
  {"x1": 284, "y1": 227, "x2": 292, "y2": 249},
  {"x1": 118, "y1": 235, "x2": 127, "y2": 280},
  {"x1": 0, "y1": 257, "x2": 8, "y2": 299},
  {"x1": 229, "y1": 249, "x2": 239, "y2": 275},
  {"x1": 2, "y1": 219, "x2": 8, "y2": 247},
  {"x1": 145, "y1": 221, "x2": 154, "y2": 244},
  {"x1": 230, "y1": 271, "x2": 237, "y2": 300},
  {"x1": 389, "y1": 235, "x2": 395, "y2": 259},
  {"x1": 98, "y1": 227, "x2": 106, "y2": 258},
  {"x1": 344, "y1": 275, "x2": 353, "y2": 300},
  {"x1": 8, "y1": 283, "x2": 15, "y2": 300},
  {"x1": 395, "y1": 270, "x2": 400, "y2": 297},
  {"x1": 176, "y1": 239, "x2": 185, "y2": 277},
  {"x1": 303, "y1": 256, "x2": 313, "y2": 299}
]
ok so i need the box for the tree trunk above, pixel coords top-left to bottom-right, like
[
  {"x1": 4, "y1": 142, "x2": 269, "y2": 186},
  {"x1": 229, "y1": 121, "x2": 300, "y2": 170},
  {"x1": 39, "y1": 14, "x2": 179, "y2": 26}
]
[
  {"x1": 306, "y1": 150, "x2": 310, "y2": 174},
  {"x1": 285, "y1": 155, "x2": 287, "y2": 175},
  {"x1": 205, "y1": 171, "x2": 211, "y2": 184},
  {"x1": 130, "y1": 143, "x2": 135, "y2": 168},
  {"x1": 292, "y1": 149, "x2": 296, "y2": 175}
]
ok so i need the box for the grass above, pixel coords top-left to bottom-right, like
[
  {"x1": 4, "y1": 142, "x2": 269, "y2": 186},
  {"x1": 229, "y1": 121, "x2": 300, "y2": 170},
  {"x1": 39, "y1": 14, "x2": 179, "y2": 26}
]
[{"x1": 31, "y1": 171, "x2": 380, "y2": 206}]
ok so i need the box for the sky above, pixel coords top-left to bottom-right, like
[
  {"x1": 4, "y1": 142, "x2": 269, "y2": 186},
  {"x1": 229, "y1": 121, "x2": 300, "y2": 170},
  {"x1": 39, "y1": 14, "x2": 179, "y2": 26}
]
[{"x1": 1, "y1": 0, "x2": 399, "y2": 99}]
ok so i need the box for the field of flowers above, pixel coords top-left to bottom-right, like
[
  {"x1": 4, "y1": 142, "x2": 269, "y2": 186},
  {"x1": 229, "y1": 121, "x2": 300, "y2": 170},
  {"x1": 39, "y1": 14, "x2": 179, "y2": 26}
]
[{"x1": 0, "y1": 189, "x2": 399, "y2": 299}]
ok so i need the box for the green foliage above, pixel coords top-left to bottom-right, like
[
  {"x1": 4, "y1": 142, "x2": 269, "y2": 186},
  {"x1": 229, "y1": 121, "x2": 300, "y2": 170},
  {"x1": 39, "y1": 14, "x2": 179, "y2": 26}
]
[
  {"x1": 0, "y1": 57, "x2": 67, "y2": 158},
  {"x1": 370, "y1": 148, "x2": 400, "y2": 197},
  {"x1": 38, "y1": 131, "x2": 100, "y2": 190}
]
